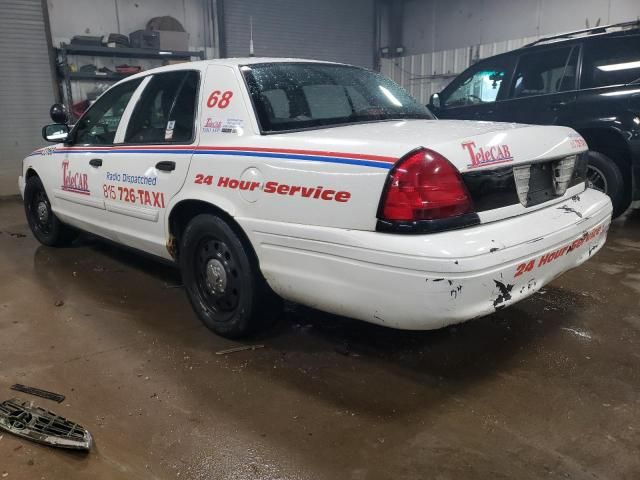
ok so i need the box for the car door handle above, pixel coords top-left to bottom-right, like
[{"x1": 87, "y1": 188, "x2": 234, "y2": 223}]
[
  {"x1": 550, "y1": 101, "x2": 569, "y2": 110},
  {"x1": 89, "y1": 158, "x2": 102, "y2": 167},
  {"x1": 156, "y1": 161, "x2": 176, "y2": 172}
]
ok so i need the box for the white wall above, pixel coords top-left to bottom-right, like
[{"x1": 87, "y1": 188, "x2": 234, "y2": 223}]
[
  {"x1": 402, "y1": 0, "x2": 640, "y2": 55},
  {"x1": 47, "y1": 0, "x2": 208, "y2": 50}
]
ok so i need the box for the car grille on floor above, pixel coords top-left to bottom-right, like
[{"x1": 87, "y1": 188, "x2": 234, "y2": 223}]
[{"x1": 0, "y1": 398, "x2": 92, "y2": 451}]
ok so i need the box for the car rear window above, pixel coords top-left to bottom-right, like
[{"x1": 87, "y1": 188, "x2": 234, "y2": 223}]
[
  {"x1": 582, "y1": 35, "x2": 640, "y2": 88},
  {"x1": 242, "y1": 63, "x2": 432, "y2": 133}
]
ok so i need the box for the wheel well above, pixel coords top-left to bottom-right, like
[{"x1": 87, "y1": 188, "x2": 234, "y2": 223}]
[
  {"x1": 25, "y1": 168, "x2": 39, "y2": 180},
  {"x1": 167, "y1": 200, "x2": 254, "y2": 262},
  {"x1": 578, "y1": 128, "x2": 632, "y2": 199}
]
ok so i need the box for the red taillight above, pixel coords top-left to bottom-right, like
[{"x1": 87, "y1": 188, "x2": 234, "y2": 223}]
[{"x1": 379, "y1": 148, "x2": 474, "y2": 221}]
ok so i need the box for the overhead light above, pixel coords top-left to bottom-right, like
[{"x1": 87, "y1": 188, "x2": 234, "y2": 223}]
[{"x1": 597, "y1": 60, "x2": 640, "y2": 72}]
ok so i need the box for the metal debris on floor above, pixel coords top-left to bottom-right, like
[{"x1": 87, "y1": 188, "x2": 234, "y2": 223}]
[
  {"x1": 215, "y1": 344, "x2": 265, "y2": 355},
  {"x1": 0, "y1": 231, "x2": 26, "y2": 238},
  {"x1": 10, "y1": 384, "x2": 65, "y2": 403},
  {"x1": 0, "y1": 398, "x2": 92, "y2": 451}
]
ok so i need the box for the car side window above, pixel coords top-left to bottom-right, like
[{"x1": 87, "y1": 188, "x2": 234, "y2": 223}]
[
  {"x1": 73, "y1": 79, "x2": 142, "y2": 145},
  {"x1": 582, "y1": 36, "x2": 640, "y2": 89},
  {"x1": 511, "y1": 47, "x2": 576, "y2": 98},
  {"x1": 125, "y1": 71, "x2": 198, "y2": 144},
  {"x1": 443, "y1": 63, "x2": 510, "y2": 108}
]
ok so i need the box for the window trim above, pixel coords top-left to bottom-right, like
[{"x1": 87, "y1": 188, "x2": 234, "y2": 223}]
[
  {"x1": 119, "y1": 69, "x2": 201, "y2": 147},
  {"x1": 239, "y1": 61, "x2": 433, "y2": 135}
]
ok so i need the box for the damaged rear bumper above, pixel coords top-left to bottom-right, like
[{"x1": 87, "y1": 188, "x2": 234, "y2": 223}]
[{"x1": 240, "y1": 188, "x2": 612, "y2": 330}]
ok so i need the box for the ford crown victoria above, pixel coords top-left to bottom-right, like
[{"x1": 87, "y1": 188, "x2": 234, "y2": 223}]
[{"x1": 20, "y1": 58, "x2": 612, "y2": 338}]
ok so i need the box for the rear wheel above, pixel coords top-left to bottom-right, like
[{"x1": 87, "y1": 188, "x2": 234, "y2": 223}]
[
  {"x1": 24, "y1": 175, "x2": 77, "y2": 246},
  {"x1": 586, "y1": 151, "x2": 627, "y2": 218},
  {"x1": 179, "y1": 213, "x2": 280, "y2": 338}
]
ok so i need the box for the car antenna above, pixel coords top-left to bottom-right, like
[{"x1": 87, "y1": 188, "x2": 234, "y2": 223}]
[{"x1": 249, "y1": 16, "x2": 255, "y2": 57}]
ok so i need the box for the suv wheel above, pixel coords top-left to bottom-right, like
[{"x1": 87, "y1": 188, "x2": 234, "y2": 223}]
[
  {"x1": 179, "y1": 213, "x2": 281, "y2": 338},
  {"x1": 24, "y1": 176, "x2": 77, "y2": 246},
  {"x1": 586, "y1": 151, "x2": 627, "y2": 218}
]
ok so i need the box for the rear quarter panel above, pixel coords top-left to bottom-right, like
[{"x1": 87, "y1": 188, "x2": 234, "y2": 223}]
[{"x1": 172, "y1": 64, "x2": 394, "y2": 231}]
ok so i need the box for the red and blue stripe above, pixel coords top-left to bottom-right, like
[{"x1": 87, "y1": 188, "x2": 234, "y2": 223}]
[{"x1": 30, "y1": 145, "x2": 397, "y2": 169}]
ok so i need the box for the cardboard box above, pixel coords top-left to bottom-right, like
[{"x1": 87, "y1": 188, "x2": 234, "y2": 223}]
[{"x1": 158, "y1": 31, "x2": 189, "y2": 51}]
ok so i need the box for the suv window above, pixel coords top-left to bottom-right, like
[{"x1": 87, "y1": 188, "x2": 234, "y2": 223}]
[
  {"x1": 443, "y1": 61, "x2": 511, "y2": 108},
  {"x1": 582, "y1": 35, "x2": 640, "y2": 88},
  {"x1": 511, "y1": 47, "x2": 577, "y2": 98},
  {"x1": 125, "y1": 71, "x2": 198, "y2": 144},
  {"x1": 73, "y1": 79, "x2": 142, "y2": 145}
]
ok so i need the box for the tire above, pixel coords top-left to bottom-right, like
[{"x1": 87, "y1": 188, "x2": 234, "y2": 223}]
[
  {"x1": 24, "y1": 175, "x2": 77, "y2": 246},
  {"x1": 179, "y1": 213, "x2": 280, "y2": 338},
  {"x1": 586, "y1": 151, "x2": 628, "y2": 218}
]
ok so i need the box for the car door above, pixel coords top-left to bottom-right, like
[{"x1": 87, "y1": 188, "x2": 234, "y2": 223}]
[
  {"x1": 435, "y1": 55, "x2": 515, "y2": 121},
  {"x1": 499, "y1": 45, "x2": 579, "y2": 126},
  {"x1": 103, "y1": 70, "x2": 200, "y2": 257},
  {"x1": 54, "y1": 78, "x2": 142, "y2": 239}
]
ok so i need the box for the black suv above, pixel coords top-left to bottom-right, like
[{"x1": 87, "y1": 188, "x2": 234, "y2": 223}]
[{"x1": 429, "y1": 21, "x2": 640, "y2": 217}]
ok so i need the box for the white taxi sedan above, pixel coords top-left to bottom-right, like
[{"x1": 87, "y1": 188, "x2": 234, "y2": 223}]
[{"x1": 20, "y1": 58, "x2": 612, "y2": 338}]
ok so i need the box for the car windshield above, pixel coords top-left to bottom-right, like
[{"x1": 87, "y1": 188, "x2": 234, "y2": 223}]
[{"x1": 242, "y1": 63, "x2": 433, "y2": 133}]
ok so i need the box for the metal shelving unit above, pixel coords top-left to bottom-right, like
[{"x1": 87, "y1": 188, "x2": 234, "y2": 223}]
[{"x1": 56, "y1": 43, "x2": 206, "y2": 118}]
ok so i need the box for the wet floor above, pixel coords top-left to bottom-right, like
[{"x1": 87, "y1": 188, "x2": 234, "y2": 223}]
[{"x1": 0, "y1": 196, "x2": 639, "y2": 479}]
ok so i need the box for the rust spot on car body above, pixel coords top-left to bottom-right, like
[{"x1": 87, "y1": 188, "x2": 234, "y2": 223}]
[{"x1": 166, "y1": 234, "x2": 178, "y2": 260}]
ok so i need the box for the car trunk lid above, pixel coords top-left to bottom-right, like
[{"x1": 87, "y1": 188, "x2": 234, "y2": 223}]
[{"x1": 269, "y1": 119, "x2": 589, "y2": 227}]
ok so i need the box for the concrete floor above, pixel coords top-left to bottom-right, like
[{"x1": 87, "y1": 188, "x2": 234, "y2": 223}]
[{"x1": 0, "y1": 196, "x2": 638, "y2": 480}]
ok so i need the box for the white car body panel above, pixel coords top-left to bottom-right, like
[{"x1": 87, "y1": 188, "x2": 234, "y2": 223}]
[{"x1": 20, "y1": 58, "x2": 613, "y2": 330}]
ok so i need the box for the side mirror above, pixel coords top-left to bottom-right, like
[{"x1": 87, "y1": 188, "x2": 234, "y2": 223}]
[
  {"x1": 42, "y1": 124, "x2": 70, "y2": 142},
  {"x1": 50, "y1": 103, "x2": 68, "y2": 124},
  {"x1": 429, "y1": 93, "x2": 441, "y2": 110}
]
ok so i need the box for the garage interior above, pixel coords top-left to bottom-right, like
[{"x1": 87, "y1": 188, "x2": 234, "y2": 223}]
[{"x1": 1, "y1": 0, "x2": 640, "y2": 478}]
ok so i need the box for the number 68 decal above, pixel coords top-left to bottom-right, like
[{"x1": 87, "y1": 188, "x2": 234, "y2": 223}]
[{"x1": 207, "y1": 90, "x2": 233, "y2": 108}]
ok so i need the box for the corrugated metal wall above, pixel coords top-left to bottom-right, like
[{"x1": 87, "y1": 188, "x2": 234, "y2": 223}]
[
  {"x1": 380, "y1": 35, "x2": 540, "y2": 104},
  {"x1": 0, "y1": 0, "x2": 55, "y2": 195},
  {"x1": 223, "y1": 0, "x2": 375, "y2": 68}
]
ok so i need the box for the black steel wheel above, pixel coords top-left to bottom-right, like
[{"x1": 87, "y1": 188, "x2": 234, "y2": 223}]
[
  {"x1": 24, "y1": 175, "x2": 77, "y2": 246},
  {"x1": 195, "y1": 238, "x2": 241, "y2": 319},
  {"x1": 180, "y1": 213, "x2": 281, "y2": 338}
]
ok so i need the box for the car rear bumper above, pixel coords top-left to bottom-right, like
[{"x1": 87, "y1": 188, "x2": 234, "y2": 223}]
[{"x1": 239, "y1": 188, "x2": 612, "y2": 330}]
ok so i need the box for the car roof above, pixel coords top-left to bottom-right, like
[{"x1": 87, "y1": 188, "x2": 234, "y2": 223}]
[
  {"x1": 467, "y1": 24, "x2": 640, "y2": 67},
  {"x1": 521, "y1": 20, "x2": 640, "y2": 48},
  {"x1": 117, "y1": 57, "x2": 350, "y2": 84}
]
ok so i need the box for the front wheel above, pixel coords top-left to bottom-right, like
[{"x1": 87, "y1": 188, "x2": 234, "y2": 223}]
[
  {"x1": 586, "y1": 151, "x2": 628, "y2": 218},
  {"x1": 179, "y1": 213, "x2": 280, "y2": 338},
  {"x1": 24, "y1": 175, "x2": 77, "y2": 246}
]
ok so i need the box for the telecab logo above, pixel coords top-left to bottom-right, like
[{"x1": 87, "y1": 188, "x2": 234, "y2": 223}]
[
  {"x1": 462, "y1": 141, "x2": 513, "y2": 169},
  {"x1": 62, "y1": 160, "x2": 90, "y2": 195}
]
